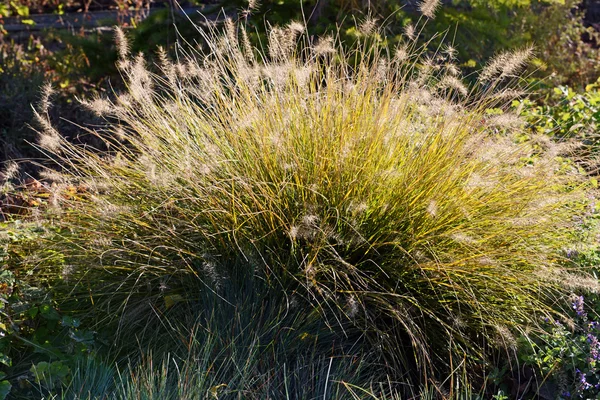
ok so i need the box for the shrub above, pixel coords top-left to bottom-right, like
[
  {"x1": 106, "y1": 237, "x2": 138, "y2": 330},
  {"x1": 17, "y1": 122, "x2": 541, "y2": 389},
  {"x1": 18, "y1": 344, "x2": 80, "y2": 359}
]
[
  {"x1": 219, "y1": 0, "x2": 600, "y2": 86},
  {"x1": 0, "y1": 220, "x2": 101, "y2": 400},
  {"x1": 0, "y1": 40, "x2": 46, "y2": 164},
  {"x1": 517, "y1": 82, "x2": 600, "y2": 154},
  {"x1": 24, "y1": 9, "x2": 596, "y2": 390},
  {"x1": 526, "y1": 0, "x2": 600, "y2": 88},
  {"x1": 432, "y1": 0, "x2": 600, "y2": 87},
  {"x1": 520, "y1": 295, "x2": 600, "y2": 398}
]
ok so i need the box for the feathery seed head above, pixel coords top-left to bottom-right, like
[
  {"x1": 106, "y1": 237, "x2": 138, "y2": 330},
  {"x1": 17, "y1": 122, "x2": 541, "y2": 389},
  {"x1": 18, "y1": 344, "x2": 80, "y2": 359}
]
[
  {"x1": 157, "y1": 46, "x2": 177, "y2": 85},
  {"x1": 240, "y1": 26, "x2": 255, "y2": 63},
  {"x1": 348, "y1": 201, "x2": 368, "y2": 215},
  {"x1": 39, "y1": 169, "x2": 68, "y2": 183},
  {"x1": 289, "y1": 225, "x2": 299, "y2": 240},
  {"x1": 114, "y1": 27, "x2": 130, "y2": 61},
  {"x1": 404, "y1": 24, "x2": 416, "y2": 41},
  {"x1": 501, "y1": 46, "x2": 534, "y2": 78},
  {"x1": 443, "y1": 45, "x2": 458, "y2": 59},
  {"x1": 359, "y1": 17, "x2": 378, "y2": 36},
  {"x1": 486, "y1": 113, "x2": 524, "y2": 130},
  {"x1": 268, "y1": 26, "x2": 295, "y2": 61},
  {"x1": 288, "y1": 21, "x2": 305, "y2": 37},
  {"x1": 83, "y1": 97, "x2": 113, "y2": 116},
  {"x1": 438, "y1": 75, "x2": 468, "y2": 97},
  {"x1": 128, "y1": 53, "x2": 153, "y2": 101},
  {"x1": 445, "y1": 63, "x2": 460, "y2": 77},
  {"x1": 2, "y1": 162, "x2": 18, "y2": 181},
  {"x1": 38, "y1": 131, "x2": 62, "y2": 153},
  {"x1": 479, "y1": 46, "x2": 533, "y2": 82},
  {"x1": 61, "y1": 265, "x2": 76, "y2": 281},
  {"x1": 39, "y1": 82, "x2": 54, "y2": 114},
  {"x1": 34, "y1": 104, "x2": 63, "y2": 153},
  {"x1": 376, "y1": 59, "x2": 389, "y2": 83},
  {"x1": 262, "y1": 63, "x2": 293, "y2": 90},
  {"x1": 477, "y1": 256, "x2": 497, "y2": 266},
  {"x1": 419, "y1": 0, "x2": 441, "y2": 19},
  {"x1": 224, "y1": 18, "x2": 238, "y2": 48},
  {"x1": 247, "y1": 0, "x2": 259, "y2": 11},
  {"x1": 346, "y1": 295, "x2": 359, "y2": 318},
  {"x1": 394, "y1": 44, "x2": 409, "y2": 64},
  {"x1": 450, "y1": 232, "x2": 475, "y2": 245},
  {"x1": 302, "y1": 214, "x2": 319, "y2": 226},
  {"x1": 426, "y1": 200, "x2": 438, "y2": 218},
  {"x1": 313, "y1": 35, "x2": 335, "y2": 56},
  {"x1": 491, "y1": 89, "x2": 527, "y2": 102},
  {"x1": 494, "y1": 325, "x2": 517, "y2": 350}
]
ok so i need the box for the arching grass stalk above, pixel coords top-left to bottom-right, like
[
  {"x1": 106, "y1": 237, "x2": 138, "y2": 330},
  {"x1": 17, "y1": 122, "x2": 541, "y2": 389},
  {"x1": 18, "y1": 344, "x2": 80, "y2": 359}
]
[{"x1": 28, "y1": 11, "x2": 597, "y2": 387}]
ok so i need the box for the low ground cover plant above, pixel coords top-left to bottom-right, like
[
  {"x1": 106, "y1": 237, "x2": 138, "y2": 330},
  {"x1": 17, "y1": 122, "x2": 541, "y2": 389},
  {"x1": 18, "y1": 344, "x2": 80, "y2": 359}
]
[
  {"x1": 521, "y1": 295, "x2": 600, "y2": 398},
  {"x1": 2, "y1": 1, "x2": 600, "y2": 397},
  {"x1": 518, "y1": 82, "x2": 600, "y2": 153}
]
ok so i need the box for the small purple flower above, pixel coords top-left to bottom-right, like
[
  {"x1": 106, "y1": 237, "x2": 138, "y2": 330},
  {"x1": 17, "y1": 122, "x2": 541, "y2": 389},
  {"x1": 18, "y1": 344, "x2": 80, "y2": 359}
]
[
  {"x1": 587, "y1": 333, "x2": 600, "y2": 361},
  {"x1": 578, "y1": 370, "x2": 593, "y2": 391},
  {"x1": 573, "y1": 295, "x2": 586, "y2": 317}
]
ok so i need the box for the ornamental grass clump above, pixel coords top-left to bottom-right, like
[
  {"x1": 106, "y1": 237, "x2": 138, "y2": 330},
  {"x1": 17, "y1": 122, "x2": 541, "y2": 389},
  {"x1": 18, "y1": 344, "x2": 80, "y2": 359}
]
[{"x1": 29, "y1": 13, "x2": 596, "y2": 384}]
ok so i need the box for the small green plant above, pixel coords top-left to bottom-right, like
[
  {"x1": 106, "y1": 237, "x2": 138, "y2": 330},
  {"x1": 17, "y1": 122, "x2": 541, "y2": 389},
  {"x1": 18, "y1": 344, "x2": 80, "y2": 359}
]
[
  {"x1": 520, "y1": 295, "x2": 600, "y2": 398},
  {"x1": 517, "y1": 81, "x2": 600, "y2": 153},
  {"x1": 0, "y1": 220, "x2": 99, "y2": 399}
]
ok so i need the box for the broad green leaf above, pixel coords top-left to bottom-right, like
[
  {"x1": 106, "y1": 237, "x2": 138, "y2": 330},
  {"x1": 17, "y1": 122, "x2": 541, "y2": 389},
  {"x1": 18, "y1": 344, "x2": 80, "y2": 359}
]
[
  {"x1": 0, "y1": 380, "x2": 11, "y2": 400},
  {"x1": 0, "y1": 4, "x2": 10, "y2": 17},
  {"x1": 0, "y1": 354, "x2": 10, "y2": 367},
  {"x1": 39, "y1": 304, "x2": 60, "y2": 320},
  {"x1": 9, "y1": 2, "x2": 28, "y2": 17}
]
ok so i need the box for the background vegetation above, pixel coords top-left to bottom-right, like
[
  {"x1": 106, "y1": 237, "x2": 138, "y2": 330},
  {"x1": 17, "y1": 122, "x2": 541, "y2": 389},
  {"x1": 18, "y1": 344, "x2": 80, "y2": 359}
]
[{"x1": 2, "y1": 0, "x2": 600, "y2": 399}]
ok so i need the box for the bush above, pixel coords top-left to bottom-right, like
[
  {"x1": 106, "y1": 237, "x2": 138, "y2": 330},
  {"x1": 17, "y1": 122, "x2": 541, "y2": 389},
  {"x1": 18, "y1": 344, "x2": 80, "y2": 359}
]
[
  {"x1": 0, "y1": 34, "x2": 109, "y2": 170},
  {"x1": 19, "y1": 10, "x2": 597, "y2": 393},
  {"x1": 517, "y1": 82, "x2": 600, "y2": 153},
  {"x1": 520, "y1": 295, "x2": 600, "y2": 398},
  {"x1": 525, "y1": 0, "x2": 600, "y2": 88},
  {"x1": 0, "y1": 40, "x2": 46, "y2": 164},
  {"x1": 220, "y1": 0, "x2": 600, "y2": 86}
]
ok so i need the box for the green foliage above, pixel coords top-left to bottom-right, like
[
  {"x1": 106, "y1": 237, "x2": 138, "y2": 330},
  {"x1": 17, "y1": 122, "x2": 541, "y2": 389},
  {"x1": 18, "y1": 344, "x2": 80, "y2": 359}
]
[
  {"x1": 515, "y1": 203, "x2": 600, "y2": 398},
  {"x1": 218, "y1": 0, "x2": 599, "y2": 86},
  {"x1": 418, "y1": 0, "x2": 600, "y2": 87},
  {"x1": 22, "y1": 15, "x2": 597, "y2": 394},
  {"x1": 0, "y1": 40, "x2": 46, "y2": 163},
  {"x1": 31, "y1": 361, "x2": 71, "y2": 391},
  {"x1": 102, "y1": 278, "x2": 384, "y2": 400},
  {"x1": 2, "y1": 1, "x2": 600, "y2": 397},
  {"x1": 0, "y1": 221, "x2": 99, "y2": 399},
  {"x1": 0, "y1": 379, "x2": 10, "y2": 400},
  {"x1": 519, "y1": 295, "x2": 600, "y2": 398},
  {"x1": 517, "y1": 81, "x2": 600, "y2": 148},
  {"x1": 528, "y1": 2, "x2": 600, "y2": 87},
  {"x1": 8, "y1": 260, "x2": 398, "y2": 399}
]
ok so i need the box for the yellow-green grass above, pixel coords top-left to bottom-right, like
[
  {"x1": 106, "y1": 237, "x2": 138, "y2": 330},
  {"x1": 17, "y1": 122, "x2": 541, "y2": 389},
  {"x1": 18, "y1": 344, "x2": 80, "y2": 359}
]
[{"x1": 26, "y1": 17, "x2": 597, "y2": 384}]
